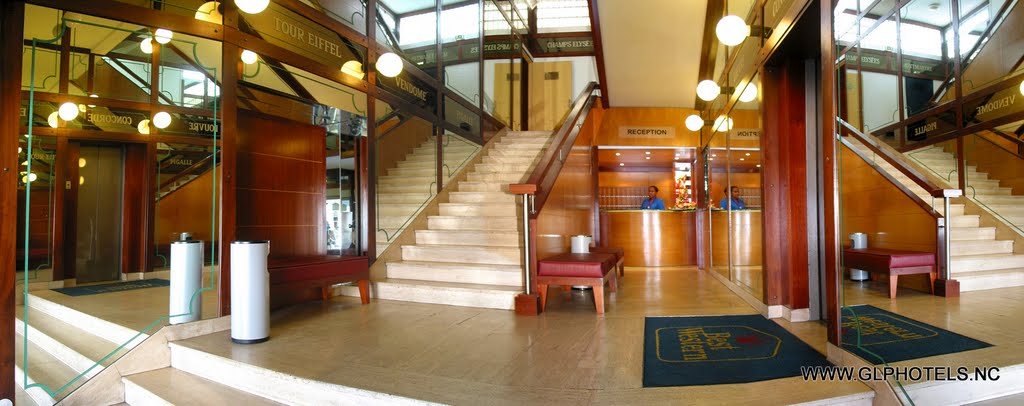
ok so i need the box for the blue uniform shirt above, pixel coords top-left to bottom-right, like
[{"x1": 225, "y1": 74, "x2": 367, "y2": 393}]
[
  {"x1": 719, "y1": 197, "x2": 746, "y2": 210},
  {"x1": 641, "y1": 197, "x2": 666, "y2": 210}
]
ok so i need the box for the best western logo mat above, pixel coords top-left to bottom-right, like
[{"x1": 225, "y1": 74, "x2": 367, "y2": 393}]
[
  {"x1": 655, "y1": 326, "x2": 781, "y2": 363},
  {"x1": 841, "y1": 314, "x2": 938, "y2": 346}
]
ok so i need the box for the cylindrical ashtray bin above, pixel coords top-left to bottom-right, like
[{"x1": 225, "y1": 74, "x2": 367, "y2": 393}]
[
  {"x1": 849, "y1": 233, "x2": 869, "y2": 281},
  {"x1": 169, "y1": 240, "x2": 203, "y2": 324},
  {"x1": 230, "y1": 240, "x2": 270, "y2": 344}
]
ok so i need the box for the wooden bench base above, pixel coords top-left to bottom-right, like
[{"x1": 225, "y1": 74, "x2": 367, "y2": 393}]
[
  {"x1": 268, "y1": 256, "x2": 369, "y2": 309},
  {"x1": 844, "y1": 248, "x2": 935, "y2": 299},
  {"x1": 537, "y1": 253, "x2": 617, "y2": 314}
]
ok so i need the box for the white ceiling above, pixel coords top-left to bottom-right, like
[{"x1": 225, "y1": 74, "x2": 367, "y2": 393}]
[{"x1": 596, "y1": 0, "x2": 707, "y2": 108}]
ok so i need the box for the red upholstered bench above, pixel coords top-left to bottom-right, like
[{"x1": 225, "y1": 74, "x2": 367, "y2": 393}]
[
  {"x1": 588, "y1": 246, "x2": 625, "y2": 277},
  {"x1": 843, "y1": 248, "x2": 936, "y2": 299},
  {"x1": 268, "y1": 255, "x2": 369, "y2": 308},
  {"x1": 538, "y1": 252, "x2": 618, "y2": 314}
]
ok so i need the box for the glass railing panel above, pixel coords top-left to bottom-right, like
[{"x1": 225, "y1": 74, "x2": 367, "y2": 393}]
[
  {"x1": 962, "y1": 127, "x2": 1024, "y2": 234},
  {"x1": 322, "y1": 104, "x2": 364, "y2": 256},
  {"x1": 441, "y1": 128, "x2": 481, "y2": 187},
  {"x1": 375, "y1": 113, "x2": 438, "y2": 257},
  {"x1": 900, "y1": 0, "x2": 954, "y2": 114},
  {"x1": 959, "y1": 0, "x2": 1022, "y2": 97},
  {"x1": 19, "y1": 11, "x2": 221, "y2": 402},
  {"x1": 158, "y1": 32, "x2": 222, "y2": 110}
]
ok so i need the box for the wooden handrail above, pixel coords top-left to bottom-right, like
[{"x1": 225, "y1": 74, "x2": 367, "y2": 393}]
[
  {"x1": 509, "y1": 82, "x2": 599, "y2": 206},
  {"x1": 839, "y1": 118, "x2": 946, "y2": 197}
]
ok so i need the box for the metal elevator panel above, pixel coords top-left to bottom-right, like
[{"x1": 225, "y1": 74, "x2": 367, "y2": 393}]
[{"x1": 75, "y1": 145, "x2": 124, "y2": 283}]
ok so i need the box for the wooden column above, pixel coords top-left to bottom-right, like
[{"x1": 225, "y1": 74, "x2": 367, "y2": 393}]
[
  {"x1": 1, "y1": 1, "x2": 26, "y2": 400},
  {"x1": 365, "y1": 0, "x2": 378, "y2": 260},
  {"x1": 51, "y1": 138, "x2": 69, "y2": 281},
  {"x1": 219, "y1": 4, "x2": 240, "y2": 316},
  {"x1": 821, "y1": 0, "x2": 841, "y2": 346}
]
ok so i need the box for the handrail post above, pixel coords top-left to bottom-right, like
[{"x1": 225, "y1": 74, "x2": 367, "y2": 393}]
[
  {"x1": 937, "y1": 188, "x2": 963, "y2": 297},
  {"x1": 521, "y1": 193, "x2": 532, "y2": 295}
]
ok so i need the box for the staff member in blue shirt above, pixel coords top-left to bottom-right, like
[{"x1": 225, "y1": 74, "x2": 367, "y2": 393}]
[
  {"x1": 641, "y1": 185, "x2": 666, "y2": 210},
  {"x1": 719, "y1": 186, "x2": 746, "y2": 210}
]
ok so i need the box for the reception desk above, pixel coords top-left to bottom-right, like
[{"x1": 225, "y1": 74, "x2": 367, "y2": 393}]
[
  {"x1": 599, "y1": 210, "x2": 697, "y2": 267},
  {"x1": 710, "y1": 209, "x2": 763, "y2": 267}
]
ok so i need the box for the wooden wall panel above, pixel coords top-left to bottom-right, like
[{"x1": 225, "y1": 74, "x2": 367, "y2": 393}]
[
  {"x1": 376, "y1": 118, "x2": 434, "y2": 179},
  {"x1": 155, "y1": 165, "x2": 215, "y2": 247},
  {"x1": 596, "y1": 107, "x2": 702, "y2": 147},
  {"x1": 122, "y1": 144, "x2": 149, "y2": 273},
  {"x1": 535, "y1": 111, "x2": 598, "y2": 261},
  {"x1": 598, "y1": 171, "x2": 673, "y2": 207},
  {"x1": 236, "y1": 111, "x2": 326, "y2": 259},
  {"x1": 841, "y1": 144, "x2": 938, "y2": 293}
]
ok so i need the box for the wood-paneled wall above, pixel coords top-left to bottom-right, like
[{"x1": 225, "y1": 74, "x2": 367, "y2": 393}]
[
  {"x1": 236, "y1": 112, "x2": 326, "y2": 258},
  {"x1": 598, "y1": 171, "x2": 673, "y2": 207},
  {"x1": 154, "y1": 164, "x2": 216, "y2": 248},
  {"x1": 377, "y1": 117, "x2": 434, "y2": 180},
  {"x1": 596, "y1": 107, "x2": 700, "y2": 147},
  {"x1": 841, "y1": 144, "x2": 937, "y2": 292}
]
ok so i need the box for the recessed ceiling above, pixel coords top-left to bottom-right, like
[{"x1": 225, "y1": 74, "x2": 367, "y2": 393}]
[
  {"x1": 597, "y1": 0, "x2": 707, "y2": 108},
  {"x1": 598, "y1": 148, "x2": 696, "y2": 169}
]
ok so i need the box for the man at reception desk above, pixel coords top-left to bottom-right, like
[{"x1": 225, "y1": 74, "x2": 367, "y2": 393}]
[
  {"x1": 719, "y1": 186, "x2": 746, "y2": 210},
  {"x1": 641, "y1": 185, "x2": 666, "y2": 209}
]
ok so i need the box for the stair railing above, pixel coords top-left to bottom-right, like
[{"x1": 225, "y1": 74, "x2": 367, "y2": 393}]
[
  {"x1": 840, "y1": 118, "x2": 962, "y2": 283},
  {"x1": 509, "y1": 81, "x2": 599, "y2": 302}
]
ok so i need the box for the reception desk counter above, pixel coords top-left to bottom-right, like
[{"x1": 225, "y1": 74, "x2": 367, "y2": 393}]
[{"x1": 599, "y1": 210, "x2": 697, "y2": 267}]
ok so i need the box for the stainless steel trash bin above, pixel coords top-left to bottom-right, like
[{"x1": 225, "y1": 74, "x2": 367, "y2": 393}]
[
  {"x1": 849, "y1": 233, "x2": 869, "y2": 281},
  {"x1": 169, "y1": 239, "x2": 203, "y2": 324},
  {"x1": 230, "y1": 240, "x2": 270, "y2": 344}
]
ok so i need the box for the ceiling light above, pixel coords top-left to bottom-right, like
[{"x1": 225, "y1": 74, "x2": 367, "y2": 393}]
[
  {"x1": 79, "y1": 175, "x2": 85, "y2": 185},
  {"x1": 140, "y1": 38, "x2": 153, "y2": 54},
  {"x1": 1020, "y1": 79, "x2": 1023, "y2": 96},
  {"x1": 712, "y1": 154, "x2": 717, "y2": 157},
  {"x1": 615, "y1": 152, "x2": 621, "y2": 156},
  {"x1": 757, "y1": 164, "x2": 761, "y2": 167},
  {"x1": 155, "y1": 29, "x2": 173, "y2": 44},
  {"x1": 376, "y1": 52, "x2": 403, "y2": 78},
  {"x1": 59, "y1": 102, "x2": 79, "y2": 121},
  {"x1": 47, "y1": 112, "x2": 59, "y2": 128},
  {"x1": 153, "y1": 112, "x2": 172, "y2": 129},
  {"x1": 739, "y1": 84, "x2": 758, "y2": 102},
  {"x1": 240, "y1": 49, "x2": 258, "y2": 65},
  {"x1": 619, "y1": 163, "x2": 624, "y2": 166},
  {"x1": 235, "y1": 0, "x2": 270, "y2": 14},
  {"x1": 696, "y1": 80, "x2": 721, "y2": 101},
  {"x1": 646, "y1": 157, "x2": 651, "y2": 160},
  {"x1": 195, "y1": 2, "x2": 224, "y2": 24},
  {"x1": 79, "y1": 158, "x2": 87, "y2": 168},
  {"x1": 745, "y1": 153, "x2": 750, "y2": 156},
  {"x1": 716, "y1": 15, "x2": 751, "y2": 46},
  {"x1": 341, "y1": 60, "x2": 365, "y2": 80},
  {"x1": 740, "y1": 158, "x2": 745, "y2": 161},
  {"x1": 709, "y1": 158, "x2": 714, "y2": 161},
  {"x1": 685, "y1": 114, "x2": 705, "y2": 131},
  {"x1": 88, "y1": 94, "x2": 98, "y2": 108},
  {"x1": 138, "y1": 119, "x2": 151, "y2": 134},
  {"x1": 645, "y1": 151, "x2": 651, "y2": 155},
  {"x1": 714, "y1": 116, "x2": 734, "y2": 132},
  {"x1": 22, "y1": 173, "x2": 37, "y2": 183}
]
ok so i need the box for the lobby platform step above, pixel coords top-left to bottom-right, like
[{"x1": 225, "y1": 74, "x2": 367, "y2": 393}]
[
  {"x1": 951, "y1": 254, "x2": 1024, "y2": 273},
  {"x1": 955, "y1": 268, "x2": 1024, "y2": 292},
  {"x1": 123, "y1": 367, "x2": 285, "y2": 406}
]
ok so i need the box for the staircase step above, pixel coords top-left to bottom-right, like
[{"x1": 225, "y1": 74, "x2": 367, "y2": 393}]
[
  {"x1": 955, "y1": 268, "x2": 1024, "y2": 292},
  {"x1": 486, "y1": 149, "x2": 544, "y2": 158},
  {"x1": 401, "y1": 244, "x2": 521, "y2": 265},
  {"x1": 977, "y1": 204, "x2": 1024, "y2": 215},
  {"x1": 951, "y1": 254, "x2": 1024, "y2": 273},
  {"x1": 26, "y1": 293, "x2": 144, "y2": 346},
  {"x1": 950, "y1": 240, "x2": 1014, "y2": 256},
  {"x1": 492, "y1": 142, "x2": 551, "y2": 150},
  {"x1": 448, "y1": 191, "x2": 516, "y2": 203},
  {"x1": 124, "y1": 367, "x2": 284, "y2": 406},
  {"x1": 16, "y1": 306, "x2": 126, "y2": 377},
  {"x1": 336, "y1": 278, "x2": 519, "y2": 309},
  {"x1": 377, "y1": 175, "x2": 437, "y2": 185},
  {"x1": 439, "y1": 202, "x2": 518, "y2": 216},
  {"x1": 473, "y1": 163, "x2": 535, "y2": 173},
  {"x1": 457, "y1": 181, "x2": 507, "y2": 192},
  {"x1": 950, "y1": 226, "x2": 997, "y2": 241},
  {"x1": 375, "y1": 203, "x2": 428, "y2": 217},
  {"x1": 414, "y1": 229, "x2": 520, "y2": 246},
  {"x1": 16, "y1": 331, "x2": 81, "y2": 405},
  {"x1": 467, "y1": 172, "x2": 528, "y2": 183},
  {"x1": 482, "y1": 155, "x2": 541, "y2": 165},
  {"x1": 950, "y1": 215, "x2": 981, "y2": 227},
  {"x1": 386, "y1": 261, "x2": 522, "y2": 285},
  {"x1": 373, "y1": 192, "x2": 433, "y2": 203},
  {"x1": 427, "y1": 215, "x2": 520, "y2": 231},
  {"x1": 974, "y1": 195, "x2": 1024, "y2": 204},
  {"x1": 377, "y1": 215, "x2": 417, "y2": 229},
  {"x1": 376, "y1": 183, "x2": 437, "y2": 193}
]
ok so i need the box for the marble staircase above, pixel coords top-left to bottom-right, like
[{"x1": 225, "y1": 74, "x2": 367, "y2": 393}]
[
  {"x1": 375, "y1": 135, "x2": 480, "y2": 254},
  {"x1": 849, "y1": 141, "x2": 1024, "y2": 291},
  {"x1": 343, "y1": 131, "x2": 554, "y2": 309}
]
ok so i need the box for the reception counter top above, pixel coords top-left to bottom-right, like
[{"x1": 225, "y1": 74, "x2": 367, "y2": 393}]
[{"x1": 599, "y1": 210, "x2": 697, "y2": 267}]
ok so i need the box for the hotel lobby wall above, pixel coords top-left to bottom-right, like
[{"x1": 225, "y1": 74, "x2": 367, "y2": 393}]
[
  {"x1": 155, "y1": 165, "x2": 215, "y2": 248},
  {"x1": 595, "y1": 107, "x2": 700, "y2": 146},
  {"x1": 598, "y1": 171, "x2": 673, "y2": 206},
  {"x1": 840, "y1": 144, "x2": 937, "y2": 293}
]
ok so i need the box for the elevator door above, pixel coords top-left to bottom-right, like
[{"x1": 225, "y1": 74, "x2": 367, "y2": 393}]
[{"x1": 76, "y1": 145, "x2": 124, "y2": 283}]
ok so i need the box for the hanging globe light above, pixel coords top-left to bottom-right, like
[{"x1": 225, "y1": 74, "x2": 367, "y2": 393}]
[
  {"x1": 685, "y1": 114, "x2": 705, "y2": 131},
  {"x1": 341, "y1": 60, "x2": 365, "y2": 80},
  {"x1": 153, "y1": 112, "x2": 172, "y2": 129},
  {"x1": 716, "y1": 15, "x2": 750, "y2": 47},
  {"x1": 47, "y1": 112, "x2": 60, "y2": 128},
  {"x1": 138, "y1": 119, "x2": 151, "y2": 134},
  {"x1": 696, "y1": 80, "x2": 721, "y2": 102},
  {"x1": 376, "y1": 52, "x2": 403, "y2": 78},
  {"x1": 235, "y1": 0, "x2": 269, "y2": 14},
  {"x1": 739, "y1": 84, "x2": 758, "y2": 102},
  {"x1": 58, "y1": 102, "x2": 80, "y2": 121},
  {"x1": 714, "y1": 116, "x2": 734, "y2": 132},
  {"x1": 195, "y1": 2, "x2": 224, "y2": 24},
  {"x1": 240, "y1": 49, "x2": 258, "y2": 65},
  {"x1": 140, "y1": 37, "x2": 154, "y2": 54},
  {"x1": 155, "y1": 29, "x2": 173, "y2": 44}
]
